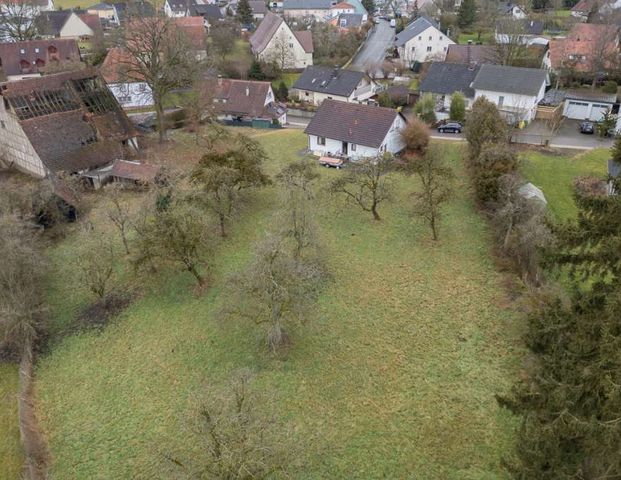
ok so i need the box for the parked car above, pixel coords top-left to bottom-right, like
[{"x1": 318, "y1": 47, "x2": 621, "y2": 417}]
[
  {"x1": 437, "y1": 122, "x2": 463, "y2": 133},
  {"x1": 579, "y1": 121, "x2": 595, "y2": 134}
]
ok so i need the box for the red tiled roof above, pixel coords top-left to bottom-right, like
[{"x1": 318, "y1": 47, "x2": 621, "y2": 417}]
[
  {"x1": 293, "y1": 30, "x2": 314, "y2": 53},
  {"x1": 213, "y1": 77, "x2": 284, "y2": 119},
  {"x1": 173, "y1": 16, "x2": 206, "y2": 50},
  {"x1": 571, "y1": 0, "x2": 594, "y2": 12},
  {"x1": 548, "y1": 23, "x2": 619, "y2": 72},
  {"x1": 0, "y1": 39, "x2": 81, "y2": 77},
  {"x1": 110, "y1": 160, "x2": 161, "y2": 182},
  {"x1": 77, "y1": 13, "x2": 103, "y2": 35},
  {"x1": 305, "y1": 99, "x2": 403, "y2": 149},
  {"x1": 100, "y1": 47, "x2": 143, "y2": 83}
]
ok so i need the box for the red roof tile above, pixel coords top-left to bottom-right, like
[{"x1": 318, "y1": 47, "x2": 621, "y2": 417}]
[
  {"x1": 548, "y1": 23, "x2": 619, "y2": 73},
  {"x1": 0, "y1": 39, "x2": 81, "y2": 77}
]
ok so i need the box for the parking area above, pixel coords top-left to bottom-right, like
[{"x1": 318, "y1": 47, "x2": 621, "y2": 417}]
[{"x1": 516, "y1": 119, "x2": 613, "y2": 149}]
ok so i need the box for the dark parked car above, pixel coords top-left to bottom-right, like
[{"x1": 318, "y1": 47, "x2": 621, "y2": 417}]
[
  {"x1": 579, "y1": 121, "x2": 595, "y2": 134},
  {"x1": 437, "y1": 122, "x2": 463, "y2": 133}
]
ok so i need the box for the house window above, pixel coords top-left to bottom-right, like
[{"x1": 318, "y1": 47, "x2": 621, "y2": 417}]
[
  {"x1": 139, "y1": 83, "x2": 147, "y2": 92},
  {"x1": 418, "y1": 36, "x2": 422, "y2": 40},
  {"x1": 20, "y1": 49, "x2": 25, "y2": 54},
  {"x1": 289, "y1": 43, "x2": 293, "y2": 48},
  {"x1": 351, "y1": 143, "x2": 356, "y2": 151},
  {"x1": 305, "y1": 91, "x2": 309, "y2": 96},
  {"x1": 118, "y1": 96, "x2": 132, "y2": 103},
  {"x1": 426, "y1": 46, "x2": 432, "y2": 52},
  {"x1": 318, "y1": 136, "x2": 326, "y2": 145},
  {"x1": 411, "y1": 46, "x2": 415, "y2": 52},
  {"x1": 439, "y1": 36, "x2": 443, "y2": 40},
  {"x1": 498, "y1": 96, "x2": 505, "y2": 108},
  {"x1": 0, "y1": 120, "x2": 5, "y2": 129},
  {"x1": 429, "y1": 35, "x2": 432, "y2": 40},
  {"x1": 34, "y1": 48, "x2": 39, "y2": 53}
]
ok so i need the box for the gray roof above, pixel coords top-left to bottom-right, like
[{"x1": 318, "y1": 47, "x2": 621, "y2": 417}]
[
  {"x1": 565, "y1": 89, "x2": 617, "y2": 104},
  {"x1": 305, "y1": 99, "x2": 403, "y2": 148},
  {"x1": 292, "y1": 66, "x2": 365, "y2": 97},
  {"x1": 35, "y1": 11, "x2": 72, "y2": 36},
  {"x1": 395, "y1": 16, "x2": 439, "y2": 47},
  {"x1": 471, "y1": 65, "x2": 547, "y2": 96},
  {"x1": 283, "y1": 0, "x2": 332, "y2": 9},
  {"x1": 249, "y1": 0, "x2": 267, "y2": 13},
  {"x1": 190, "y1": 3, "x2": 223, "y2": 18},
  {"x1": 497, "y1": 2, "x2": 521, "y2": 13},
  {"x1": 539, "y1": 88, "x2": 566, "y2": 106},
  {"x1": 419, "y1": 62, "x2": 479, "y2": 98},
  {"x1": 249, "y1": 12, "x2": 282, "y2": 53},
  {"x1": 166, "y1": 0, "x2": 189, "y2": 13},
  {"x1": 336, "y1": 13, "x2": 364, "y2": 27},
  {"x1": 609, "y1": 160, "x2": 621, "y2": 178},
  {"x1": 87, "y1": 2, "x2": 114, "y2": 9},
  {"x1": 495, "y1": 18, "x2": 544, "y2": 35}
]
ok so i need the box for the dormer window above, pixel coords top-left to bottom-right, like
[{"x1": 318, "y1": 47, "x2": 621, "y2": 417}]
[
  {"x1": 20, "y1": 49, "x2": 25, "y2": 54},
  {"x1": 35, "y1": 48, "x2": 40, "y2": 53},
  {"x1": 19, "y1": 59, "x2": 30, "y2": 72}
]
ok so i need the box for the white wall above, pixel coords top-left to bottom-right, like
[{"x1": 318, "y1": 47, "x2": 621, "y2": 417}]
[
  {"x1": 258, "y1": 22, "x2": 313, "y2": 69},
  {"x1": 293, "y1": 77, "x2": 375, "y2": 105},
  {"x1": 60, "y1": 13, "x2": 94, "y2": 38},
  {"x1": 284, "y1": 8, "x2": 329, "y2": 21},
  {"x1": 380, "y1": 114, "x2": 406, "y2": 153},
  {"x1": 0, "y1": 100, "x2": 46, "y2": 178},
  {"x1": 109, "y1": 82, "x2": 154, "y2": 109},
  {"x1": 475, "y1": 83, "x2": 545, "y2": 122},
  {"x1": 398, "y1": 25, "x2": 454, "y2": 65}
]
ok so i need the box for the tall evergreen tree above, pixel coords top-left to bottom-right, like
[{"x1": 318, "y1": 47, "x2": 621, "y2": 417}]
[
  {"x1": 457, "y1": 0, "x2": 476, "y2": 28},
  {"x1": 236, "y1": 0, "x2": 253, "y2": 25},
  {"x1": 499, "y1": 186, "x2": 621, "y2": 478}
]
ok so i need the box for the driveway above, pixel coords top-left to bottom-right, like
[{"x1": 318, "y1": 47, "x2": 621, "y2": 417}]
[
  {"x1": 349, "y1": 19, "x2": 394, "y2": 72},
  {"x1": 520, "y1": 119, "x2": 613, "y2": 150}
]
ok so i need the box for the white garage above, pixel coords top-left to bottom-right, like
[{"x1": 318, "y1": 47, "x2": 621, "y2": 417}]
[{"x1": 563, "y1": 90, "x2": 617, "y2": 121}]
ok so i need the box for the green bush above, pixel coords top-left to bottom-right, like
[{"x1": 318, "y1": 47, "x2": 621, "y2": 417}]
[
  {"x1": 450, "y1": 92, "x2": 466, "y2": 122},
  {"x1": 602, "y1": 81, "x2": 618, "y2": 94},
  {"x1": 414, "y1": 93, "x2": 437, "y2": 125}
]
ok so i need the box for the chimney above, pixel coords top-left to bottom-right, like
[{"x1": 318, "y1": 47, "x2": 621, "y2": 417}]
[
  {"x1": 217, "y1": 74, "x2": 222, "y2": 85},
  {"x1": 246, "y1": 86, "x2": 250, "y2": 96}
]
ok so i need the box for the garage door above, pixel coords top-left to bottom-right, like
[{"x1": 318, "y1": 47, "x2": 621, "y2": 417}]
[
  {"x1": 590, "y1": 103, "x2": 611, "y2": 121},
  {"x1": 564, "y1": 100, "x2": 590, "y2": 120}
]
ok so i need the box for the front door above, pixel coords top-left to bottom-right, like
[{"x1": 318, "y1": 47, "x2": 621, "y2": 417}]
[{"x1": 342, "y1": 141, "x2": 348, "y2": 155}]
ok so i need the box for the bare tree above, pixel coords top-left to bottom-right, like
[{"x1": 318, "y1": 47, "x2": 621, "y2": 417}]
[
  {"x1": 168, "y1": 369, "x2": 296, "y2": 479},
  {"x1": 77, "y1": 232, "x2": 116, "y2": 300},
  {"x1": 133, "y1": 197, "x2": 214, "y2": 287},
  {"x1": 230, "y1": 234, "x2": 323, "y2": 352},
  {"x1": 105, "y1": 184, "x2": 132, "y2": 254},
  {"x1": 329, "y1": 154, "x2": 395, "y2": 221},
  {"x1": 0, "y1": 0, "x2": 38, "y2": 41},
  {"x1": 492, "y1": 19, "x2": 529, "y2": 67},
  {"x1": 268, "y1": 30, "x2": 295, "y2": 71},
  {"x1": 211, "y1": 20, "x2": 238, "y2": 63},
  {"x1": 181, "y1": 80, "x2": 217, "y2": 144},
  {"x1": 117, "y1": 16, "x2": 198, "y2": 142},
  {"x1": 410, "y1": 144, "x2": 454, "y2": 241}
]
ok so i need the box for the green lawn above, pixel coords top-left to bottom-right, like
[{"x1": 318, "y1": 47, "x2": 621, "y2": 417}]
[
  {"x1": 0, "y1": 364, "x2": 22, "y2": 480},
  {"x1": 35, "y1": 131, "x2": 523, "y2": 479},
  {"x1": 521, "y1": 148, "x2": 610, "y2": 220},
  {"x1": 457, "y1": 32, "x2": 494, "y2": 45},
  {"x1": 273, "y1": 72, "x2": 301, "y2": 89}
]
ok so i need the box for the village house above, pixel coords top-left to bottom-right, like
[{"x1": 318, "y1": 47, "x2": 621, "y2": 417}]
[
  {"x1": 35, "y1": 10, "x2": 102, "y2": 39},
  {"x1": 545, "y1": 23, "x2": 619, "y2": 76},
  {"x1": 418, "y1": 62, "x2": 479, "y2": 110},
  {"x1": 250, "y1": 12, "x2": 313, "y2": 69},
  {"x1": 497, "y1": 2, "x2": 527, "y2": 19},
  {"x1": 571, "y1": 0, "x2": 595, "y2": 19},
  {"x1": 291, "y1": 65, "x2": 377, "y2": 105},
  {"x1": 0, "y1": 39, "x2": 81, "y2": 81},
  {"x1": 111, "y1": 0, "x2": 155, "y2": 24},
  {"x1": 100, "y1": 47, "x2": 154, "y2": 109},
  {"x1": 394, "y1": 17, "x2": 454, "y2": 66},
  {"x1": 494, "y1": 18, "x2": 546, "y2": 45},
  {"x1": 329, "y1": 12, "x2": 365, "y2": 30},
  {"x1": 562, "y1": 89, "x2": 617, "y2": 121},
  {"x1": 0, "y1": 0, "x2": 54, "y2": 15},
  {"x1": 445, "y1": 43, "x2": 498, "y2": 65},
  {"x1": 164, "y1": 0, "x2": 190, "y2": 17},
  {"x1": 304, "y1": 100, "x2": 406, "y2": 159},
  {"x1": 0, "y1": 68, "x2": 138, "y2": 179},
  {"x1": 248, "y1": 0, "x2": 267, "y2": 19},
  {"x1": 86, "y1": 2, "x2": 116, "y2": 22},
  {"x1": 187, "y1": 4, "x2": 222, "y2": 31},
  {"x1": 283, "y1": 0, "x2": 335, "y2": 21},
  {"x1": 212, "y1": 77, "x2": 287, "y2": 125},
  {"x1": 471, "y1": 64, "x2": 548, "y2": 123},
  {"x1": 330, "y1": 1, "x2": 355, "y2": 16}
]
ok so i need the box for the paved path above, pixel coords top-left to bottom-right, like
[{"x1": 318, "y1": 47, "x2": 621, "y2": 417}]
[{"x1": 349, "y1": 19, "x2": 394, "y2": 71}]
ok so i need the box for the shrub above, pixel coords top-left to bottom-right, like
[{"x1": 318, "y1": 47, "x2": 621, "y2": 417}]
[
  {"x1": 471, "y1": 143, "x2": 519, "y2": 203},
  {"x1": 450, "y1": 92, "x2": 466, "y2": 122},
  {"x1": 377, "y1": 91, "x2": 394, "y2": 108},
  {"x1": 465, "y1": 96, "x2": 508, "y2": 161},
  {"x1": 602, "y1": 81, "x2": 618, "y2": 94},
  {"x1": 414, "y1": 93, "x2": 437, "y2": 124},
  {"x1": 400, "y1": 117, "x2": 430, "y2": 155}
]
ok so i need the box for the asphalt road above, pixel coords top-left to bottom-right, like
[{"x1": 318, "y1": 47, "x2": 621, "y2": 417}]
[{"x1": 349, "y1": 19, "x2": 394, "y2": 71}]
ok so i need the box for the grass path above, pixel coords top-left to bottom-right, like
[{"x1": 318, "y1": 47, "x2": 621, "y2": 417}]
[{"x1": 35, "y1": 131, "x2": 523, "y2": 478}]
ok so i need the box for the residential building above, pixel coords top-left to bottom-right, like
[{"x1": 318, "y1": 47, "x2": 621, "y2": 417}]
[
  {"x1": 164, "y1": 0, "x2": 190, "y2": 17},
  {"x1": 291, "y1": 65, "x2": 377, "y2": 105},
  {"x1": 86, "y1": 2, "x2": 116, "y2": 21},
  {"x1": 111, "y1": 1, "x2": 155, "y2": 24},
  {"x1": 212, "y1": 77, "x2": 287, "y2": 124},
  {"x1": 282, "y1": 0, "x2": 334, "y2": 21},
  {"x1": 0, "y1": 68, "x2": 138, "y2": 179},
  {"x1": 248, "y1": 0, "x2": 268, "y2": 19},
  {"x1": 562, "y1": 89, "x2": 616, "y2": 121},
  {"x1": 329, "y1": 12, "x2": 365, "y2": 30},
  {"x1": 304, "y1": 99, "x2": 407, "y2": 159},
  {"x1": 330, "y1": 1, "x2": 355, "y2": 16},
  {"x1": 571, "y1": 0, "x2": 595, "y2": 19},
  {"x1": 545, "y1": 23, "x2": 619, "y2": 75},
  {"x1": 497, "y1": 2, "x2": 527, "y2": 19},
  {"x1": 0, "y1": 0, "x2": 54, "y2": 15},
  {"x1": 173, "y1": 16, "x2": 207, "y2": 54},
  {"x1": 494, "y1": 18, "x2": 546, "y2": 45},
  {"x1": 250, "y1": 12, "x2": 313, "y2": 69},
  {"x1": 418, "y1": 62, "x2": 479, "y2": 109},
  {"x1": 100, "y1": 47, "x2": 154, "y2": 109},
  {"x1": 445, "y1": 43, "x2": 498, "y2": 65},
  {"x1": 36, "y1": 10, "x2": 101, "y2": 39},
  {"x1": 0, "y1": 39, "x2": 81, "y2": 81},
  {"x1": 188, "y1": 3, "x2": 223, "y2": 30},
  {"x1": 471, "y1": 64, "x2": 548, "y2": 123},
  {"x1": 394, "y1": 17, "x2": 454, "y2": 65}
]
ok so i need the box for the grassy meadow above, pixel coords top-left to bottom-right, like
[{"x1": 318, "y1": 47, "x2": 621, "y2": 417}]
[
  {"x1": 0, "y1": 364, "x2": 22, "y2": 480},
  {"x1": 521, "y1": 148, "x2": 610, "y2": 220}
]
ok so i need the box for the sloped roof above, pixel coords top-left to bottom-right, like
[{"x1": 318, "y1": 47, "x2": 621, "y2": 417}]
[
  {"x1": 87, "y1": 2, "x2": 114, "y2": 10},
  {"x1": 565, "y1": 89, "x2": 617, "y2": 103},
  {"x1": 100, "y1": 47, "x2": 143, "y2": 83},
  {"x1": 112, "y1": 1, "x2": 155, "y2": 22},
  {"x1": 283, "y1": 0, "x2": 332, "y2": 9},
  {"x1": 293, "y1": 30, "x2": 314, "y2": 53},
  {"x1": 497, "y1": 2, "x2": 523, "y2": 14},
  {"x1": 293, "y1": 65, "x2": 365, "y2": 96},
  {"x1": 548, "y1": 23, "x2": 619, "y2": 72},
  {"x1": 189, "y1": 3, "x2": 223, "y2": 18},
  {"x1": 0, "y1": 39, "x2": 81, "y2": 77},
  {"x1": 445, "y1": 44, "x2": 497, "y2": 64},
  {"x1": 571, "y1": 0, "x2": 594, "y2": 12},
  {"x1": 77, "y1": 13, "x2": 102, "y2": 35},
  {"x1": 173, "y1": 16, "x2": 206, "y2": 50},
  {"x1": 332, "y1": 13, "x2": 364, "y2": 28},
  {"x1": 331, "y1": 1, "x2": 354, "y2": 9},
  {"x1": 305, "y1": 99, "x2": 403, "y2": 148},
  {"x1": 495, "y1": 18, "x2": 544, "y2": 35},
  {"x1": 35, "y1": 10, "x2": 72, "y2": 36},
  {"x1": 250, "y1": 12, "x2": 282, "y2": 53},
  {"x1": 166, "y1": 0, "x2": 189, "y2": 13},
  {"x1": 248, "y1": 0, "x2": 267, "y2": 13},
  {"x1": 395, "y1": 17, "x2": 440, "y2": 47},
  {"x1": 213, "y1": 78, "x2": 284, "y2": 119},
  {"x1": 110, "y1": 160, "x2": 161, "y2": 182},
  {"x1": 471, "y1": 65, "x2": 547, "y2": 96},
  {"x1": 419, "y1": 62, "x2": 479, "y2": 98}
]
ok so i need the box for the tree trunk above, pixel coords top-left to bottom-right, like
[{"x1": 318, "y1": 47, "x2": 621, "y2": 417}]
[
  {"x1": 155, "y1": 97, "x2": 167, "y2": 143},
  {"x1": 121, "y1": 231, "x2": 130, "y2": 255},
  {"x1": 431, "y1": 215, "x2": 438, "y2": 241},
  {"x1": 371, "y1": 202, "x2": 381, "y2": 221},
  {"x1": 218, "y1": 214, "x2": 227, "y2": 237},
  {"x1": 187, "y1": 264, "x2": 204, "y2": 286}
]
